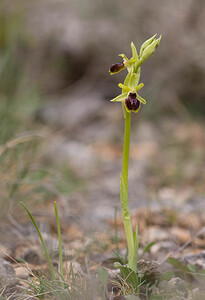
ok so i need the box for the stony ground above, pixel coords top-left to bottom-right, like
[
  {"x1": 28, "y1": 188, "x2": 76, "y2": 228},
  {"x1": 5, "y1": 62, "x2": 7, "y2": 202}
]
[{"x1": 0, "y1": 94, "x2": 205, "y2": 299}]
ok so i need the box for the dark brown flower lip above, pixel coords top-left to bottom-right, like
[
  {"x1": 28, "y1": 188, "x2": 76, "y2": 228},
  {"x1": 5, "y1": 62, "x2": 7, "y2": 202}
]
[
  {"x1": 125, "y1": 92, "x2": 141, "y2": 112},
  {"x1": 109, "y1": 62, "x2": 125, "y2": 74}
]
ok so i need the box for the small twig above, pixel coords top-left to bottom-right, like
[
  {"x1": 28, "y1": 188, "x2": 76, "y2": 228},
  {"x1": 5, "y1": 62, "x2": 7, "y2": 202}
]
[
  {"x1": 161, "y1": 226, "x2": 205, "y2": 263},
  {"x1": 177, "y1": 226, "x2": 205, "y2": 253}
]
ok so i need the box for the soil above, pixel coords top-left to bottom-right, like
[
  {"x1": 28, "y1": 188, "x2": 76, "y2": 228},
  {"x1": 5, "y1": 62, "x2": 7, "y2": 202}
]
[{"x1": 1, "y1": 94, "x2": 205, "y2": 299}]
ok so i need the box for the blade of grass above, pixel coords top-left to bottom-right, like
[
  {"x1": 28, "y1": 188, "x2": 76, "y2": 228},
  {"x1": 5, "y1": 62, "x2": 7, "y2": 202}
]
[
  {"x1": 54, "y1": 201, "x2": 64, "y2": 288},
  {"x1": 20, "y1": 201, "x2": 56, "y2": 281},
  {"x1": 113, "y1": 250, "x2": 127, "y2": 265}
]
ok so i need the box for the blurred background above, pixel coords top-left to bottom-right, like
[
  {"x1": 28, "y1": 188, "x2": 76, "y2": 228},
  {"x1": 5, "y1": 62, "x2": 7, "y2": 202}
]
[{"x1": 0, "y1": 0, "x2": 205, "y2": 233}]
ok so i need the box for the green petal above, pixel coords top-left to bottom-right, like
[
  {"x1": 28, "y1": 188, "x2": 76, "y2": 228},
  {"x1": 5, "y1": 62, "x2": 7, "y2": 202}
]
[
  {"x1": 137, "y1": 94, "x2": 146, "y2": 104},
  {"x1": 128, "y1": 58, "x2": 138, "y2": 64},
  {"x1": 127, "y1": 58, "x2": 138, "y2": 73},
  {"x1": 118, "y1": 83, "x2": 131, "y2": 93},
  {"x1": 110, "y1": 93, "x2": 127, "y2": 102},
  {"x1": 118, "y1": 53, "x2": 129, "y2": 61},
  {"x1": 124, "y1": 73, "x2": 132, "y2": 86},
  {"x1": 135, "y1": 83, "x2": 144, "y2": 92}
]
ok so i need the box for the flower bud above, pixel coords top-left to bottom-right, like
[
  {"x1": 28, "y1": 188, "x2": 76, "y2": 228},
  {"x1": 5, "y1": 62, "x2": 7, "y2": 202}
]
[
  {"x1": 109, "y1": 62, "x2": 125, "y2": 74},
  {"x1": 139, "y1": 36, "x2": 161, "y2": 64},
  {"x1": 139, "y1": 34, "x2": 157, "y2": 57},
  {"x1": 125, "y1": 92, "x2": 141, "y2": 113}
]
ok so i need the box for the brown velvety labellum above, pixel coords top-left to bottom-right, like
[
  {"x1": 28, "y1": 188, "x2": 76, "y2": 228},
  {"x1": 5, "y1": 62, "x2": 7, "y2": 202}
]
[
  {"x1": 109, "y1": 62, "x2": 125, "y2": 73},
  {"x1": 125, "y1": 93, "x2": 141, "y2": 112}
]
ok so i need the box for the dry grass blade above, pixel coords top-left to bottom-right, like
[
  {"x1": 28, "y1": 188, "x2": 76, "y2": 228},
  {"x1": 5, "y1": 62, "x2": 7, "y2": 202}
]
[{"x1": 0, "y1": 132, "x2": 45, "y2": 157}]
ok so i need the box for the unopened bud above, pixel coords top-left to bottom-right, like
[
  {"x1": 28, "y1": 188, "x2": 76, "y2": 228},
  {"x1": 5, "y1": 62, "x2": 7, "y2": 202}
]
[
  {"x1": 139, "y1": 34, "x2": 157, "y2": 57},
  {"x1": 139, "y1": 36, "x2": 161, "y2": 64}
]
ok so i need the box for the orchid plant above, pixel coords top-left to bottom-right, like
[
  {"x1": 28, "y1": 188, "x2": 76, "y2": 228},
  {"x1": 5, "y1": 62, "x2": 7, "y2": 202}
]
[{"x1": 109, "y1": 34, "x2": 161, "y2": 273}]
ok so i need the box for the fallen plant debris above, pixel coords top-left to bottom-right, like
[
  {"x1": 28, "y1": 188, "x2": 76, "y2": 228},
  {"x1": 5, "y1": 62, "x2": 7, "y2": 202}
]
[{"x1": 0, "y1": 204, "x2": 205, "y2": 299}]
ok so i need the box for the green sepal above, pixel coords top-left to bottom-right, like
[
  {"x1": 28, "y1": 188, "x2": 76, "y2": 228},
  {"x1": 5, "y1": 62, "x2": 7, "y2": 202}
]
[
  {"x1": 124, "y1": 69, "x2": 140, "y2": 87},
  {"x1": 124, "y1": 72, "x2": 132, "y2": 86},
  {"x1": 129, "y1": 73, "x2": 139, "y2": 89},
  {"x1": 137, "y1": 94, "x2": 146, "y2": 104},
  {"x1": 133, "y1": 64, "x2": 141, "y2": 81},
  {"x1": 110, "y1": 93, "x2": 127, "y2": 102}
]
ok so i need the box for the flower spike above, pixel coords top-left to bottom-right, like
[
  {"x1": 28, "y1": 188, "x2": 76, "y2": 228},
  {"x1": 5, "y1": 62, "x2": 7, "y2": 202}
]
[{"x1": 109, "y1": 35, "x2": 161, "y2": 113}]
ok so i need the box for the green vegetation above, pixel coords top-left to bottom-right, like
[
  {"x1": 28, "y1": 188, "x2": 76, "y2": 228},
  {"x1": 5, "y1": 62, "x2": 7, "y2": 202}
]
[{"x1": 0, "y1": 7, "x2": 81, "y2": 219}]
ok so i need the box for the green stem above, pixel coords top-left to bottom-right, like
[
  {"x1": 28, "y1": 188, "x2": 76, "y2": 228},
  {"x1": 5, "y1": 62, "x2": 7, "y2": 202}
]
[
  {"x1": 122, "y1": 110, "x2": 131, "y2": 192},
  {"x1": 121, "y1": 109, "x2": 135, "y2": 271}
]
